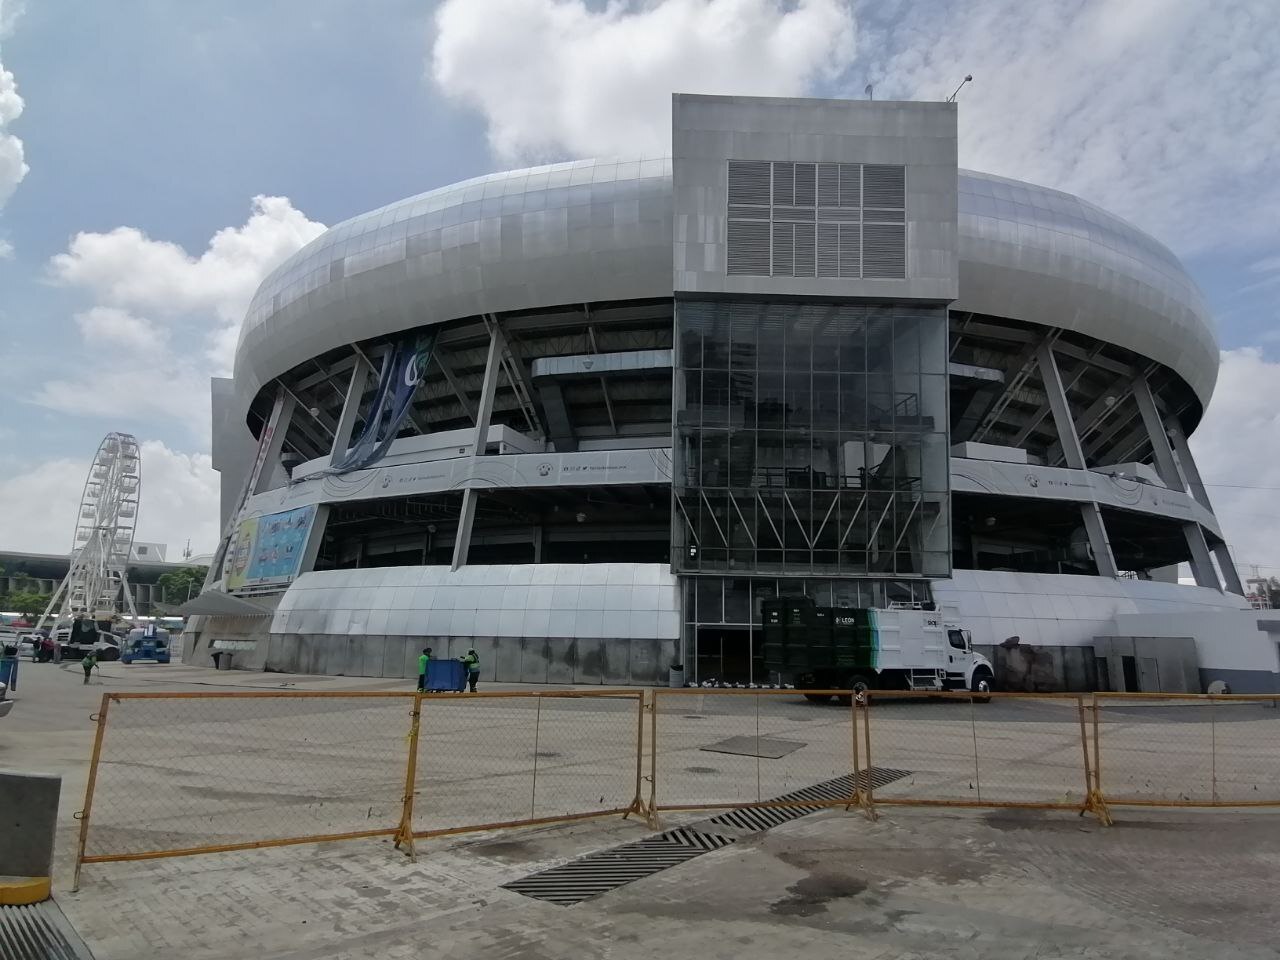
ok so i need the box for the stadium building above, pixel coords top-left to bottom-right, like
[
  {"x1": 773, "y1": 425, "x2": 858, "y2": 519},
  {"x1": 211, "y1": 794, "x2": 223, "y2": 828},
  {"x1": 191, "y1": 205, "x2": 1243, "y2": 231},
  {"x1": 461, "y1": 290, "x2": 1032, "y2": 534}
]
[{"x1": 189, "y1": 95, "x2": 1280, "y2": 692}]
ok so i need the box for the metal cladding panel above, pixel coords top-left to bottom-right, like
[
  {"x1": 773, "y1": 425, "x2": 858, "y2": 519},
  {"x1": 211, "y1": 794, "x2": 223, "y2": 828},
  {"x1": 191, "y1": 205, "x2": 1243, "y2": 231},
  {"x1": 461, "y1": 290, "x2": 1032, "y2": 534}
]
[
  {"x1": 232, "y1": 146, "x2": 1219, "y2": 423},
  {"x1": 233, "y1": 159, "x2": 675, "y2": 418},
  {"x1": 953, "y1": 169, "x2": 1218, "y2": 407},
  {"x1": 672, "y1": 94, "x2": 958, "y2": 303}
]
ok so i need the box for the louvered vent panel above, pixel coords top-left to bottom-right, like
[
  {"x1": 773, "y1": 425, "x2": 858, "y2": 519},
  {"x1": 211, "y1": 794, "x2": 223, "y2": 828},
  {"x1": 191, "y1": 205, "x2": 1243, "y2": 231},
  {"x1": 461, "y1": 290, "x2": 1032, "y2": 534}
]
[
  {"x1": 728, "y1": 161, "x2": 772, "y2": 205},
  {"x1": 839, "y1": 163, "x2": 861, "y2": 207},
  {"x1": 863, "y1": 223, "x2": 906, "y2": 278},
  {"x1": 817, "y1": 206, "x2": 858, "y2": 222},
  {"x1": 794, "y1": 163, "x2": 817, "y2": 207},
  {"x1": 817, "y1": 164, "x2": 840, "y2": 206},
  {"x1": 863, "y1": 165, "x2": 905, "y2": 208},
  {"x1": 794, "y1": 222, "x2": 817, "y2": 277},
  {"x1": 864, "y1": 208, "x2": 905, "y2": 223},
  {"x1": 817, "y1": 222, "x2": 840, "y2": 277},
  {"x1": 772, "y1": 162, "x2": 795, "y2": 205},
  {"x1": 773, "y1": 206, "x2": 815, "y2": 222},
  {"x1": 727, "y1": 219, "x2": 771, "y2": 275},
  {"x1": 838, "y1": 223, "x2": 861, "y2": 278},
  {"x1": 771, "y1": 222, "x2": 795, "y2": 276},
  {"x1": 728, "y1": 204, "x2": 769, "y2": 220}
]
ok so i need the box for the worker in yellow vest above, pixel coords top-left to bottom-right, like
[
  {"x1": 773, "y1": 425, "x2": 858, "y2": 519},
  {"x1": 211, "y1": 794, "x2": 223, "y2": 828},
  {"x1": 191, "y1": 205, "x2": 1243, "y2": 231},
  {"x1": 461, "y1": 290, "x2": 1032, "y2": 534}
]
[{"x1": 460, "y1": 649, "x2": 480, "y2": 692}]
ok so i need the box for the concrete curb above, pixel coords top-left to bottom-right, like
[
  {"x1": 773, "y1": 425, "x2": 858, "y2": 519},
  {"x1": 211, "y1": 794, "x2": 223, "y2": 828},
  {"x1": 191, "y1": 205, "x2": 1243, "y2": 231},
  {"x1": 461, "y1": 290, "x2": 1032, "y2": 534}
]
[{"x1": 0, "y1": 876, "x2": 51, "y2": 905}]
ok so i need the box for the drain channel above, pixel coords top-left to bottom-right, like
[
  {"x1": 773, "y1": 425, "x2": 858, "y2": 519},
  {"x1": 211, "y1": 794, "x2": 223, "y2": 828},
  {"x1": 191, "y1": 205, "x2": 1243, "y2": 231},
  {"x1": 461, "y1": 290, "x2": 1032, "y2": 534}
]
[
  {"x1": 504, "y1": 767, "x2": 910, "y2": 906},
  {"x1": 0, "y1": 902, "x2": 95, "y2": 960}
]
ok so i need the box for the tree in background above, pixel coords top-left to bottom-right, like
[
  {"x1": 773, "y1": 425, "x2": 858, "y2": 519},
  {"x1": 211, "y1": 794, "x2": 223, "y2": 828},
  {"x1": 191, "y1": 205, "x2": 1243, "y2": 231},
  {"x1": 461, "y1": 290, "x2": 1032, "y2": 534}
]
[
  {"x1": 156, "y1": 566, "x2": 209, "y2": 605},
  {"x1": 5, "y1": 590, "x2": 53, "y2": 620}
]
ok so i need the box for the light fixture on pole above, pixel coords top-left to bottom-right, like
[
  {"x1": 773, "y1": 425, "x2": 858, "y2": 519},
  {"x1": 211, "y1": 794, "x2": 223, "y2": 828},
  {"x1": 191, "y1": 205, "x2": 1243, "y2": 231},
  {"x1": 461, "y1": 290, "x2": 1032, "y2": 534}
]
[
  {"x1": 946, "y1": 74, "x2": 973, "y2": 103},
  {"x1": 864, "y1": 83, "x2": 874, "y2": 101}
]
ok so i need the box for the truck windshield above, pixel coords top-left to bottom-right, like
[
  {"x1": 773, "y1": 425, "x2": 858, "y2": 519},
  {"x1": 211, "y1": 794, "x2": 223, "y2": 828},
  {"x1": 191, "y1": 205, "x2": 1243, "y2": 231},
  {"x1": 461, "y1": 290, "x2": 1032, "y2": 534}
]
[{"x1": 947, "y1": 630, "x2": 967, "y2": 651}]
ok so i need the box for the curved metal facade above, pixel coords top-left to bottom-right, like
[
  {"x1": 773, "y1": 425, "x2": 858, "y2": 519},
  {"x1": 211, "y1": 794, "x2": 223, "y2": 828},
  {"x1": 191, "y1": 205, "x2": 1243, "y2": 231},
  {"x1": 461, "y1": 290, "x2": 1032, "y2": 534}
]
[{"x1": 234, "y1": 160, "x2": 1218, "y2": 419}]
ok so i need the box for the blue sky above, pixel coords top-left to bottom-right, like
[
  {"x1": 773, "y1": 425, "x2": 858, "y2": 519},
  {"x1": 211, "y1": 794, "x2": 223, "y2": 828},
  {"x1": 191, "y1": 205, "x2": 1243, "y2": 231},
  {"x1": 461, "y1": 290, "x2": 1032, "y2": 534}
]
[{"x1": 1, "y1": 0, "x2": 1278, "y2": 577}]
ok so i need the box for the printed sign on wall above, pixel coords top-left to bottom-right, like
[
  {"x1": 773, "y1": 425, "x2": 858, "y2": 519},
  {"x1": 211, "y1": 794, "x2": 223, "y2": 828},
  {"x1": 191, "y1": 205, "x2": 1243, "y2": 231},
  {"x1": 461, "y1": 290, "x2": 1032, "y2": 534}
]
[{"x1": 224, "y1": 504, "x2": 317, "y2": 592}]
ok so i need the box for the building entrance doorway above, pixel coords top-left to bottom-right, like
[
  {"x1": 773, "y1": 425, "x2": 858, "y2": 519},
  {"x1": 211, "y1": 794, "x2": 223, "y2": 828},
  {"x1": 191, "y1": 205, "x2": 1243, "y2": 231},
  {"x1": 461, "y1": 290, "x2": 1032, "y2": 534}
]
[{"x1": 694, "y1": 626, "x2": 755, "y2": 684}]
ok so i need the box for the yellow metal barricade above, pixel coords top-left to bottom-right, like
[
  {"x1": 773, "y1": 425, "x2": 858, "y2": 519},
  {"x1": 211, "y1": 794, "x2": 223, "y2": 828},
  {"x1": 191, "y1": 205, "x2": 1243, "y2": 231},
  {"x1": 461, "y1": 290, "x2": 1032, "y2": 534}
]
[
  {"x1": 409, "y1": 690, "x2": 648, "y2": 839},
  {"x1": 74, "y1": 691, "x2": 417, "y2": 887},
  {"x1": 649, "y1": 688, "x2": 864, "y2": 816},
  {"x1": 1092, "y1": 693, "x2": 1280, "y2": 809},
  {"x1": 860, "y1": 691, "x2": 1096, "y2": 813}
]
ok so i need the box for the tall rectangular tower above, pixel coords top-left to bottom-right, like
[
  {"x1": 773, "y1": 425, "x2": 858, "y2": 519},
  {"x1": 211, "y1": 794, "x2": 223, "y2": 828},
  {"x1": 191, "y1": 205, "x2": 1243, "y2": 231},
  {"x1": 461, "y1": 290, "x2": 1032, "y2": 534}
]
[{"x1": 671, "y1": 95, "x2": 958, "y2": 588}]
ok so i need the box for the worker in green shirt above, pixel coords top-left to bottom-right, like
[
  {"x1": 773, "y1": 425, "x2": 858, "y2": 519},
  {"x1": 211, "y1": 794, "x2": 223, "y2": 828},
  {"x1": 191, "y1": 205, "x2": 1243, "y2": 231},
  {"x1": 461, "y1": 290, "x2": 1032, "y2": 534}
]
[
  {"x1": 81, "y1": 651, "x2": 97, "y2": 685},
  {"x1": 416, "y1": 647, "x2": 432, "y2": 692},
  {"x1": 460, "y1": 649, "x2": 480, "y2": 692}
]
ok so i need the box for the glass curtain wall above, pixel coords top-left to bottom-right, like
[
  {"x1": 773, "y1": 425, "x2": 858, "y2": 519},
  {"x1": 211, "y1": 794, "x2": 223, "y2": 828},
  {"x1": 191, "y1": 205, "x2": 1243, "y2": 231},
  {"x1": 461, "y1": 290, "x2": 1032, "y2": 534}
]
[{"x1": 673, "y1": 299, "x2": 950, "y2": 578}]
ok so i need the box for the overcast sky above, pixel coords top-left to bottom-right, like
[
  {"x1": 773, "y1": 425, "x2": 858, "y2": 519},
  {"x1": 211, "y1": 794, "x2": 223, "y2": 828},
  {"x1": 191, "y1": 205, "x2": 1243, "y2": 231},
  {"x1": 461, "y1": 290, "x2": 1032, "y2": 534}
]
[{"x1": 0, "y1": 0, "x2": 1277, "y2": 580}]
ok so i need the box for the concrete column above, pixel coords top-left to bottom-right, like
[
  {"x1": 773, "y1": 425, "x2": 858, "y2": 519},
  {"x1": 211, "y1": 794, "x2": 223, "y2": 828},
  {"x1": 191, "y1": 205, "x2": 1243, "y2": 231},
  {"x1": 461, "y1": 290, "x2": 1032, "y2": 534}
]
[
  {"x1": 298, "y1": 505, "x2": 330, "y2": 576},
  {"x1": 1081, "y1": 503, "x2": 1120, "y2": 578},
  {"x1": 250, "y1": 388, "x2": 296, "y2": 496},
  {"x1": 1036, "y1": 340, "x2": 1085, "y2": 470},
  {"x1": 1131, "y1": 375, "x2": 1183, "y2": 491},
  {"x1": 451, "y1": 326, "x2": 505, "y2": 570},
  {"x1": 469, "y1": 325, "x2": 504, "y2": 456},
  {"x1": 1040, "y1": 340, "x2": 1120, "y2": 578},
  {"x1": 330, "y1": 356, "x2": 374, "y2": 465},
  {"x1": 1166, "y1": 419, "x2": 1212, "y2": 510},
  {"x1": 1212, "y1": 541, "x2": 1246, "y2": 596},
  {"x1": 1164, "y1": 419, "x2": 1242, "y2": 594},
  {"x1": 1183, "y1": 522, "x2": 1221, "y2": 590}
]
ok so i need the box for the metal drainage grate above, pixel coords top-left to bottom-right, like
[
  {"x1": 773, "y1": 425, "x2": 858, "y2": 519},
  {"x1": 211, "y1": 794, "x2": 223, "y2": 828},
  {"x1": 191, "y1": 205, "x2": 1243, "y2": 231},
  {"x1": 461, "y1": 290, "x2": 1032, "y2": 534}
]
[
  {"x1": 706, "y1": 804, "x2": 809, "y2": 832},
  {"x1": 0, "y1": 902, "x2": 95, "y2": 960},
  {"x1": 503, "y1": 835, "x2": 707, "y2": 905},
  {"x1": 504, "y1": 768, "x2": 910, "y2": 906},
  {"x1": 660, "y1": 827, "x2": 735, "y2": 851}
]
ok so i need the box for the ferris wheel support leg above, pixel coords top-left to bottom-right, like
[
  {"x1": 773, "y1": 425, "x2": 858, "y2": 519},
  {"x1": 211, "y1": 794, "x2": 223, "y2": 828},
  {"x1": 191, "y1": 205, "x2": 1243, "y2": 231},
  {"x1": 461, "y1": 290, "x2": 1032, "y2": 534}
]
[
  {"x1": 120, "y1": 577, "x2": 139, "y2": 619},
  {"x1": 35, "y1": 571, "x2": 73, "y2": 635}
]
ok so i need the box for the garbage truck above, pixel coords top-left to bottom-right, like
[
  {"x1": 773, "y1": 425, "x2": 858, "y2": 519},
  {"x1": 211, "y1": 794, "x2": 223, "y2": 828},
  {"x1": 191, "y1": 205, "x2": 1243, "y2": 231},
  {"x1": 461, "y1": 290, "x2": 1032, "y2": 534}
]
[{"x1": 761, "y1": 597, "x2": 994, "y2": 701}]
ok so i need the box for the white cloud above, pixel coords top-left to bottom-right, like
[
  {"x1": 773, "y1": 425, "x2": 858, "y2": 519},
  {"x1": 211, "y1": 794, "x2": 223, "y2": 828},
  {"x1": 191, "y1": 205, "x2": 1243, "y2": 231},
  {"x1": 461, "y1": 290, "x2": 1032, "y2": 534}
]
[
  {"x1": 431, "y1": 0, "x2": 857, "y2": 162},
  {"x1": 1190, "y1": 347, "x2": 1280, "y2": 579},
  {"x1": 0, "y1": 440, "x2": 219, "y2": 555},
  {"x1": 38, "y1": 195, "x2": 325, "y2": 442},
  {"x1": 855, "y1": 0, "x2": 1280, "y2": 254},
  {"x1": 0, "y1": 0, "x2": 28, "y2": 212},
  {"x1": 74, "y1": 306, "x2": 165, "y2": 356},
  {"x1": 50, "y1": 195, "x2": 326, "y2": 373},
  {"x1": 0, "y1": 236, "x2": 11, "y2": 259}
]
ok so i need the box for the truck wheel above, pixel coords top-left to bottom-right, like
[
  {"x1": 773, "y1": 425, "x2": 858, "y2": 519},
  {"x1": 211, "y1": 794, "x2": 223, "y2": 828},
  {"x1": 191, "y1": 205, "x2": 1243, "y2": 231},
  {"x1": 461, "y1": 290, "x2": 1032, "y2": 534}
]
[
  {"x1": 971, "y1": 669, "x2": 994, "y2": 703},
  {"x1": 804, "y1": 693, "x2": 833, "y2": 704}
]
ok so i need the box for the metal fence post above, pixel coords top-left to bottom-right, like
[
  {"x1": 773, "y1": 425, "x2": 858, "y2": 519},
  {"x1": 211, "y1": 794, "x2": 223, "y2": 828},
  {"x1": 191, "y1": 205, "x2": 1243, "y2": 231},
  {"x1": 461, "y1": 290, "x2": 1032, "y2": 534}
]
[
  {"x1": 968, "y1": 695, "x2": 982, "y2": 803},
  {"x1": 1210, "y1": 695, "x2": 1219, "y2": 804},
  {"x1": 1087, "y1": 695, "x2": 1112, "y2": 825},
  {"x1": 1075, "y1": 694, "x2": 1093, "y2": 817},
  {"x1": 72, "y1": 693, "x2": 112, "y2": 891},
  {"x1": 530, "y1": 697, "x2": 543, "y2": 819},
  {"x1": 393, "y1": 694, "x2": 423, "y2": 860},
  {"x1": 648, "y1": 689, "x2": 661, "y2": 829},
  {"x1": 860, "y1": 692, "x2": 877, "y2": 821}
]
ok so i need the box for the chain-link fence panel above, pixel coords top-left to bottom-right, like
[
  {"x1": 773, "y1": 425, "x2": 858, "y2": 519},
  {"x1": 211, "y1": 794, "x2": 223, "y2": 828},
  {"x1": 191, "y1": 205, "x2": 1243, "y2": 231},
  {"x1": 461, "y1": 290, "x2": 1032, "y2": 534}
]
[
  {"x1": 412, "y1": 692, "x2": 644, "y2": 836},
  {"x1": 1095, "y1": 695, "x2": 1280, "y2": 806},
  {"x1": 652, "y1": 690, "x2": 858, "y2": 811},
  {"x1": 864, "y1": 693, "x2": 1090, "y2": 808},
  {"x1": 79, "y1": 693, "x2": 415, "y2": 863}
]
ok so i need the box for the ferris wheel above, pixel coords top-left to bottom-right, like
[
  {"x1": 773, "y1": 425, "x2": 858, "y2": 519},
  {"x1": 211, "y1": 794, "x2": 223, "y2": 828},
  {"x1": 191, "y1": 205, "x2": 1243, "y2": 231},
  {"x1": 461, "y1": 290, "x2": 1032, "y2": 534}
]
[{"x1": 39, "y1": 432, "x2": 142, "y2": 627}]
